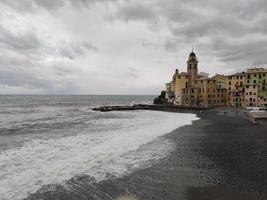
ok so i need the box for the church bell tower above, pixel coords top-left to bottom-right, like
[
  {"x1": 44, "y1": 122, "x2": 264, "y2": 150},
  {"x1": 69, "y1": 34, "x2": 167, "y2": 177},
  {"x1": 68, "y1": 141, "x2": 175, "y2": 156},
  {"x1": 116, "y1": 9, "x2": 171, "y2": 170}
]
[{"x1": 187, "y1": 51, "x2": 198, "y2": 87}]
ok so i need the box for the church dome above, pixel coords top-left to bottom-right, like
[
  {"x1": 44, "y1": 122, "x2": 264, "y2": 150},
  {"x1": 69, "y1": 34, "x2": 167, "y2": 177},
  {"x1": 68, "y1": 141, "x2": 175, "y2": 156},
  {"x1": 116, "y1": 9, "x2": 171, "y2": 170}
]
[
  {"x1": 190, "y1": 51, "x2": 196, "y2": 57},
  {"x1": 188, "y1": 51, "x2": 198, "y2": 62}
]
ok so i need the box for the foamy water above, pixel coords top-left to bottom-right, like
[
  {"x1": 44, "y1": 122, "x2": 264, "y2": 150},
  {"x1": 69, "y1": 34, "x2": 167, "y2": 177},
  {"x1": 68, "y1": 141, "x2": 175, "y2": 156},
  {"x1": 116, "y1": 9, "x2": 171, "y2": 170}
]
[{"x1": 0, "y1": 96, "x2": 199, "y2": 200}]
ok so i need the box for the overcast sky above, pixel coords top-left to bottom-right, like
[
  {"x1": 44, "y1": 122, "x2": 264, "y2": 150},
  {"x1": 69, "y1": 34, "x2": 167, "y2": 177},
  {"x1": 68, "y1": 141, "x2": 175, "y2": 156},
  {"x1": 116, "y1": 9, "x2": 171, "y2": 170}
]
[{"x1": 0, "y1": 0, "x2": 267, "y2": 95}]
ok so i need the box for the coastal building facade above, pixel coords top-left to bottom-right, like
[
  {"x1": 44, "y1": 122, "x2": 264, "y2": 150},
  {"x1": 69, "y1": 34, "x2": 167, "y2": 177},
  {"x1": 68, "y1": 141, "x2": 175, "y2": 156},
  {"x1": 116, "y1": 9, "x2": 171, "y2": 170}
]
[
  {"x1": 165, "y1": 52, "x2": 267, "y2": 108},
  {"x1": 226, "y1": 72, "x2": 246, "y2": 107},
  {"x1": 166, "y1": 51, "x2": 227, "y2": 108},
  {"x1": 245, "y1": 68, "x2": 267, "y2": 107}
]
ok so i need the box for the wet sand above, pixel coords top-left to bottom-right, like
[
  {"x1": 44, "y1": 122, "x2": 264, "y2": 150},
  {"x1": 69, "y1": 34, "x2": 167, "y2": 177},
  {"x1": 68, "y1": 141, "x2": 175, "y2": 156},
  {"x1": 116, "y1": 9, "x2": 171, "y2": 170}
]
[{"x1": 26, "y1": 110, "x2": 267, "y2": 200}]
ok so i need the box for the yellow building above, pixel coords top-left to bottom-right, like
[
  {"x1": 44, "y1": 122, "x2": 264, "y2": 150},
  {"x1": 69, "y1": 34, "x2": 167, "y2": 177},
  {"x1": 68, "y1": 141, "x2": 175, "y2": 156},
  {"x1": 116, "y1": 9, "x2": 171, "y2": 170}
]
[
  {"x1": 165, "y1": 51, "x2": 227, "y2": 108},
  {"x1": 166, "y1": 70, "x2": 188, "y2": 105}
]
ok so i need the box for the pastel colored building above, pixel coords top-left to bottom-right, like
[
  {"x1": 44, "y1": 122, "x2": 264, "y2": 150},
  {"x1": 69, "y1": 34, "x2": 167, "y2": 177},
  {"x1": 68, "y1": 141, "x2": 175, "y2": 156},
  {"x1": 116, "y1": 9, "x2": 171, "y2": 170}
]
[
  {"x1": 165, "y1": 51, "x2": 227, "y2": 108},
  {"x1": 226, "y1": 72, "x2": 246, "y2": 107},
  {"x1": 245, "y1": 68, "x2": 267, "y2": 107},
  {"x1": 164, "y1": 52, "x2": 267, "y2": 108}
]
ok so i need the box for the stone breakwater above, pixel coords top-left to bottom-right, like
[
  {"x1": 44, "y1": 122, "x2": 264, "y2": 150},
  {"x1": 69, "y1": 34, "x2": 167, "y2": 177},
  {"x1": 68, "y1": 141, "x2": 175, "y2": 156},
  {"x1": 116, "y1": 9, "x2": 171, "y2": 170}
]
[
  {"x1": 92, "y1": 104, "x2": 210, "y2": 112},
  {"x1": 92, "y1": 104, "x2": 153, "y2": 112}
]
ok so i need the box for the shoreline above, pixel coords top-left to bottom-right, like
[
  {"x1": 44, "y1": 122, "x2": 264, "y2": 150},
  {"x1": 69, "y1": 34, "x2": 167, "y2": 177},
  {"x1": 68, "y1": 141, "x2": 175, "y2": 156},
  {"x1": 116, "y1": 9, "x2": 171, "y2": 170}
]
[
  {"x1": 26, "y1": 109, "x2": 267, "y2": 200},
  {"x1": 92, "y1": 104, "x2": 267, "y2": 124}
]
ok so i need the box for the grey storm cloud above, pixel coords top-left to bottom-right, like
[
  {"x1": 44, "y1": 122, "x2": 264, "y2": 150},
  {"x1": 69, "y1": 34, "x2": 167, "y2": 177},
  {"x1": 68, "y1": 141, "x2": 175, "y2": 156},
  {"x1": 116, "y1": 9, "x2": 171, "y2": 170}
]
[
  {"x1": 1, "y1": 0, "x2": 267, "y2": 94},
  {"x1": 0, "y1": 0, "x2": 117, "y2": 11},
  {"x1": 110, "y1": 0, "x2": 267, "y2": 67},
  {"x1": 115, "y1": 2, "x2": 155, "y2": 22},
  {"x1": 0, "y1": 25, "x2": 42, "y2": 51},
  {"x1": 58, "y1": 41, "x2": 98, "y2": 60}
]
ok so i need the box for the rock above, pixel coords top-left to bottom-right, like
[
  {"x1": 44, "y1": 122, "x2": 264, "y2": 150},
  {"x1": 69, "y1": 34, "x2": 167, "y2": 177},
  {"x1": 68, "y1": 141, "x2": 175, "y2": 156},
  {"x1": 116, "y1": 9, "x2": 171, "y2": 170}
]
[{"x1": 153, "y1": 91, "x2": 167, "y2": 104}]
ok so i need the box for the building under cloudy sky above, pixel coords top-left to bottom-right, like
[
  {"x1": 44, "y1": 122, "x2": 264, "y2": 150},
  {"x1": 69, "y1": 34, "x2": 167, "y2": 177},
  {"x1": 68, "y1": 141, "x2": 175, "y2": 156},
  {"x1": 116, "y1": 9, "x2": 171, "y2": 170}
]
[{"x1": 0, "y1": 0, "x2": 267, "y2": 94}]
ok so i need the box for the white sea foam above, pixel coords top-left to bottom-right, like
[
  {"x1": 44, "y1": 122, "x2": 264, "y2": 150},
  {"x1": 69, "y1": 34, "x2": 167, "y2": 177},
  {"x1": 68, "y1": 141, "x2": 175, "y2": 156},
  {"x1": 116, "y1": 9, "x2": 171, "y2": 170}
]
[{"x1": 0, "y1": 111, "x2": 199, "y2": 200}]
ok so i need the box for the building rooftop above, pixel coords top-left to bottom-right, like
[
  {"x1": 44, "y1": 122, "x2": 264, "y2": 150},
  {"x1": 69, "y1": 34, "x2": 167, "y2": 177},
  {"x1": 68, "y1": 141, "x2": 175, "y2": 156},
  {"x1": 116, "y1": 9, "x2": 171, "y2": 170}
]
[
  {"x1": 227, "y1": 72, "x2": 246, "y2": 77},
  {"x1": 198, "y1": 71, "x2": 209, "y2": 78},
  {"x1": 246, "y1": 67, "x2": 267, "y2": 73}
]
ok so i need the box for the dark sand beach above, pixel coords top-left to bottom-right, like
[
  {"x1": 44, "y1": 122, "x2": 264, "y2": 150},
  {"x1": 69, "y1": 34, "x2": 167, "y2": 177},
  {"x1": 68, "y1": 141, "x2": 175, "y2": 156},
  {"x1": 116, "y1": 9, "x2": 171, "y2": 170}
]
[{"x1": 26, "y1": 109, "x2": 267, "y2": 200}]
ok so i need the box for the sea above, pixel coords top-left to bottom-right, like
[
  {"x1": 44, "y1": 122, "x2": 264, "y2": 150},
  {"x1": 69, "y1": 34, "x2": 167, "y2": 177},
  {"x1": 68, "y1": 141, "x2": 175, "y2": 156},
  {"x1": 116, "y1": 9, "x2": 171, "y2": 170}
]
[{"x1": 0, "y1": 95, "x2": 199, "y2": 200}]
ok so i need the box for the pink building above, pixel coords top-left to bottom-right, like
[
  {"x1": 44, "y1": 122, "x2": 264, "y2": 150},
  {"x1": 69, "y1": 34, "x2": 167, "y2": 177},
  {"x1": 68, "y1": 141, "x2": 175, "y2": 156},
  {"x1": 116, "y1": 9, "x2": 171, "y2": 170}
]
[{"x1": 245, "y1": 85, "x2": 260, "y2": 107}]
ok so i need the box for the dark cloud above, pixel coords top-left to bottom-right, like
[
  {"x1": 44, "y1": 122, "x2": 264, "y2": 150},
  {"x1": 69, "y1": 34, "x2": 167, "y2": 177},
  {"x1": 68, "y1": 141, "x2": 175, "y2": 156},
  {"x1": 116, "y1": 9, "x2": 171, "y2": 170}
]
[
  {"x1": 164, "y1": 39, "x2": 178, "y2": 52},
  {"x1": 0, "y1": 0, "x2": 117, "y2": 12},
  {"x1": 1, "y1": 0, "x2": 267, "y2": 94},
  {"x1": 0, "y1": 23, "x2": 96, "y2": 93},
  {"x1": 115, "y1": 1, "x2": 156, "y2": 22},
  {"x1": 0, "y1": 25, "x2": 42, "y2": 51},
  {"x1": 83, "y1": 42, "x2": 98, "y2": 52},
  {"x1": 110, "y1": 0, "x2": 267, "y2": 67},
  {"x1": 58, "y1": 41, "x2": 98, "y2": 60}
]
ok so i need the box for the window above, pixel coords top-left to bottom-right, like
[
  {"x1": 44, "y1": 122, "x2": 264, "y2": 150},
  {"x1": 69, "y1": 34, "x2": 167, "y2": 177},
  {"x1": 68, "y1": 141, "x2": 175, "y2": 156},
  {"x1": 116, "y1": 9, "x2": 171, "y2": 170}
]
[
  {"x1": 250, "y1": 92, "x2": 252, "y2": 95},
  {"x1": 247, "y1": 80, "x2": 250, "y2": 84},
  {"x1": 229, "y1": 81, "x2": 231, "y2": 85},
  {"x1": 254, "y1": 80, "x2": 256, "y2": 84},
  {"x1": 253, "y1": 85, "x2": 256, "y2": 89},
  {"x1": 229, "y1": 87, "x2": 231, "y2": 90},
  {"x1": 247, "y1": 74, "x2": 251, "y2": 79}
]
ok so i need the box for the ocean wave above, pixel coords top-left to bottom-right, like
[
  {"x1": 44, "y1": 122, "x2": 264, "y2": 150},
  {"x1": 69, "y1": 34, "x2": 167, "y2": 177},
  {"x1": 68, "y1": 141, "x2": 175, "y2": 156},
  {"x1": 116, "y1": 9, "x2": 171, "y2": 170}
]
[{"x1": 0, "y1": 110, "x2": 199, "y2": 200}]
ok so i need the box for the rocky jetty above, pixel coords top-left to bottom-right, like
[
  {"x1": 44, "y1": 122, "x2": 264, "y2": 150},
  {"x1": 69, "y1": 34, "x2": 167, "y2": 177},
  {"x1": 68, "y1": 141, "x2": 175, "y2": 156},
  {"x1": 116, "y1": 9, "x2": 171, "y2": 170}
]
[
  {"x1": 92, "y1": 103, "x2": 210, "y2": 112},
  {"x1": 92, "y1": 104, "x2": 154, "y2": 112}
]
